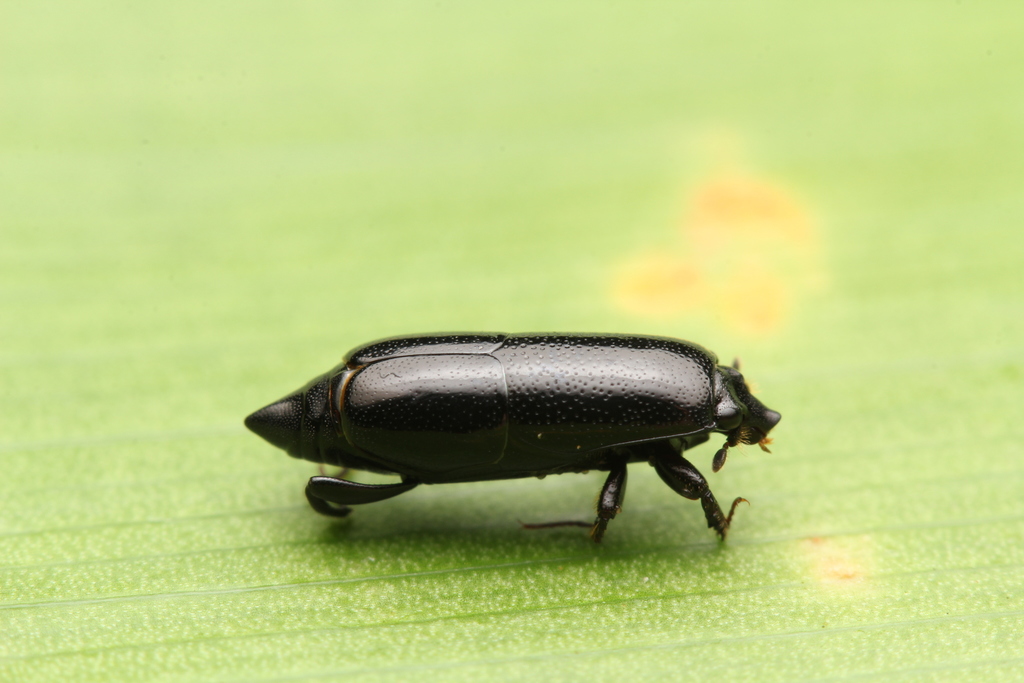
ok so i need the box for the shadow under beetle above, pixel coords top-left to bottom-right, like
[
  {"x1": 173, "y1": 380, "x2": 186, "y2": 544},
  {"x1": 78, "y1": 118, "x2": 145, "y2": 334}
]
[{"x1": 245, "y1": 333, "x2": 781, "y2": 542}]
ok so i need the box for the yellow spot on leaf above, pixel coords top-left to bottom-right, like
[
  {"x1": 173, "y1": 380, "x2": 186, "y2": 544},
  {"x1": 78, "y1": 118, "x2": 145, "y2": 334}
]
[
  {"x1": 687, "y1": 175, "x2": 814, "y2": 249},
  {"x1": 610, "y1": 254, "x2": 705, "y2": 318},
  {"x1": 611, "y1": 141, "x2": 824, "y2": 336},
  {"x1": 712, "y1": 263, "x2": 788, "y2": 335},
  {"x1": 801, "y1": 536, "x2": 874, "y2": 590}
]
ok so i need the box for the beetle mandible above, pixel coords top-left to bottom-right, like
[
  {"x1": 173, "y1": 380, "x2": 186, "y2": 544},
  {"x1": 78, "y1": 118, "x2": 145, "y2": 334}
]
[{"x1": 245, "y1": 333, "x2": 781, "y2": 542}]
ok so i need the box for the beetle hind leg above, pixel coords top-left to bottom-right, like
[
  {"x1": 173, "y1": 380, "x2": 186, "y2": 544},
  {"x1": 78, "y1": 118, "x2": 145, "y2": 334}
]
[
  {"x1": 305, "y1": 487, "x2": 352, "y2": 517},
  {"x1": 304, "y1": 476, "x2": 419, "y2": 518}
]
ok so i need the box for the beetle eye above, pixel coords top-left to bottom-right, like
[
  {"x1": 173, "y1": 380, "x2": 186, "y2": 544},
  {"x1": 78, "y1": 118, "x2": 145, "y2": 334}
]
[{"x1": 715, "y1": 404, "x2": 742, "y2": 431}]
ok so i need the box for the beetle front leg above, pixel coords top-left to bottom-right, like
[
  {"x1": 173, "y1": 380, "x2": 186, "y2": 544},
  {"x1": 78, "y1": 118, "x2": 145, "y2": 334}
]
[
  {"x1": 590, "y1": 460, "x2": 628, "y2": 543},
  {"x1": 649, "y1": 447, "x2": 746, "y2": 539}
]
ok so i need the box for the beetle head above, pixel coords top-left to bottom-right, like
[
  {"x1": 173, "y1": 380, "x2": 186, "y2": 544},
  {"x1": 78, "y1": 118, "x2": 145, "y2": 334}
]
[
  {"x1": 713, "y1": 365, "x2": 781, "y2": 446},
  {"x1": 245, "y1": 373, "x2": 332, "y2": 461}
]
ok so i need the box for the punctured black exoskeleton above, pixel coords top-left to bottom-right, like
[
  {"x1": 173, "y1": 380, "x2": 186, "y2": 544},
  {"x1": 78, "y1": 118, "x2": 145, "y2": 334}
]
[{"x1": 245, "y1": 333, "x2": 781, "y2": 542}]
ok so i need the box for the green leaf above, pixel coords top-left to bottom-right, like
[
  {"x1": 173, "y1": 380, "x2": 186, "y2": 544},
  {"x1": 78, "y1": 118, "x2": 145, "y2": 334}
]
[{"x1": 3, "y1": 3, "x2": 1023, "y2": 681}]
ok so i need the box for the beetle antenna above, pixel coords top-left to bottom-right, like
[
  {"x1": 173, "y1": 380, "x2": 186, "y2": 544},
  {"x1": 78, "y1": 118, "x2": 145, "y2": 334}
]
[
  {"x1": 731, "y1": 357, "x2": 741, "y2": 370},
  {"x1": 712, "y1": 444, "x2": 729, "y2": 472}
]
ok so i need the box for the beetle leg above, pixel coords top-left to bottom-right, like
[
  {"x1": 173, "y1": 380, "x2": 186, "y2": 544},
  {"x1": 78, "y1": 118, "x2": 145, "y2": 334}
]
[
  {"x1": 305, "y1": 488, "x2": 352, "y2": 517},
  {"x1": 589, "y1": 460, "x2": 628, "y2": 543},
  {"x1": 317, "y1": 464, "x2": 352, "y2": 480},
  {"x1": 305, "y1": 476, "x2": 419, "y2": 518},
  {"x1": 650, "y1": 447, "x2": 745, "y2": 539},
  {"x1": 519, "y1": 519, "x2": 591, "y2": 530}
]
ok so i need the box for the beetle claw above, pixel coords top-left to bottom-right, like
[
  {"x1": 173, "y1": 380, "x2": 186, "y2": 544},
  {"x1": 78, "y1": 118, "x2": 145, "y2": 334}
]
[
  {"x1": 707, "y1": 497, "x2": 748, "y2": 540},
  {"x1": 727, "y1": 497, "x2": 749, "y2": 524},
  {"x1": 590, "y1": 517, "x2": 610, "y2": 543}
]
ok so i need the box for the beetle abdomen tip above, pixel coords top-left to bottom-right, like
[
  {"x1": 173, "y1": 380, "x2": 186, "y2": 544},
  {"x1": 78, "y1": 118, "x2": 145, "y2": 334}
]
[{"x1": 245, "y1": 391, "x2": 303, "y2": 455}]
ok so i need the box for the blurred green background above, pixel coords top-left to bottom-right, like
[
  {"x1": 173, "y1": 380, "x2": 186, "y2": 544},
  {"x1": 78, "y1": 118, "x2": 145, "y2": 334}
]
[{"x1": 3, "y1": 2, "x2": 1023, "y2": 681}]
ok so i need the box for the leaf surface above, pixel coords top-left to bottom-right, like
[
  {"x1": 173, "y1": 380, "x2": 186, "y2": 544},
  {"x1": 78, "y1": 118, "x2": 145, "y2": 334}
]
[{"x1": 3, "y1": 3, "x2": 1023, "y2": 681}]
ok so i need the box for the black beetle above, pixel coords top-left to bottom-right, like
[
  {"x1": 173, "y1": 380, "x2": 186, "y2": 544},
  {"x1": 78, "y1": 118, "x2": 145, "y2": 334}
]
[{"x1": 245, "y1": 333, "x2": 780, "y2": 542}]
